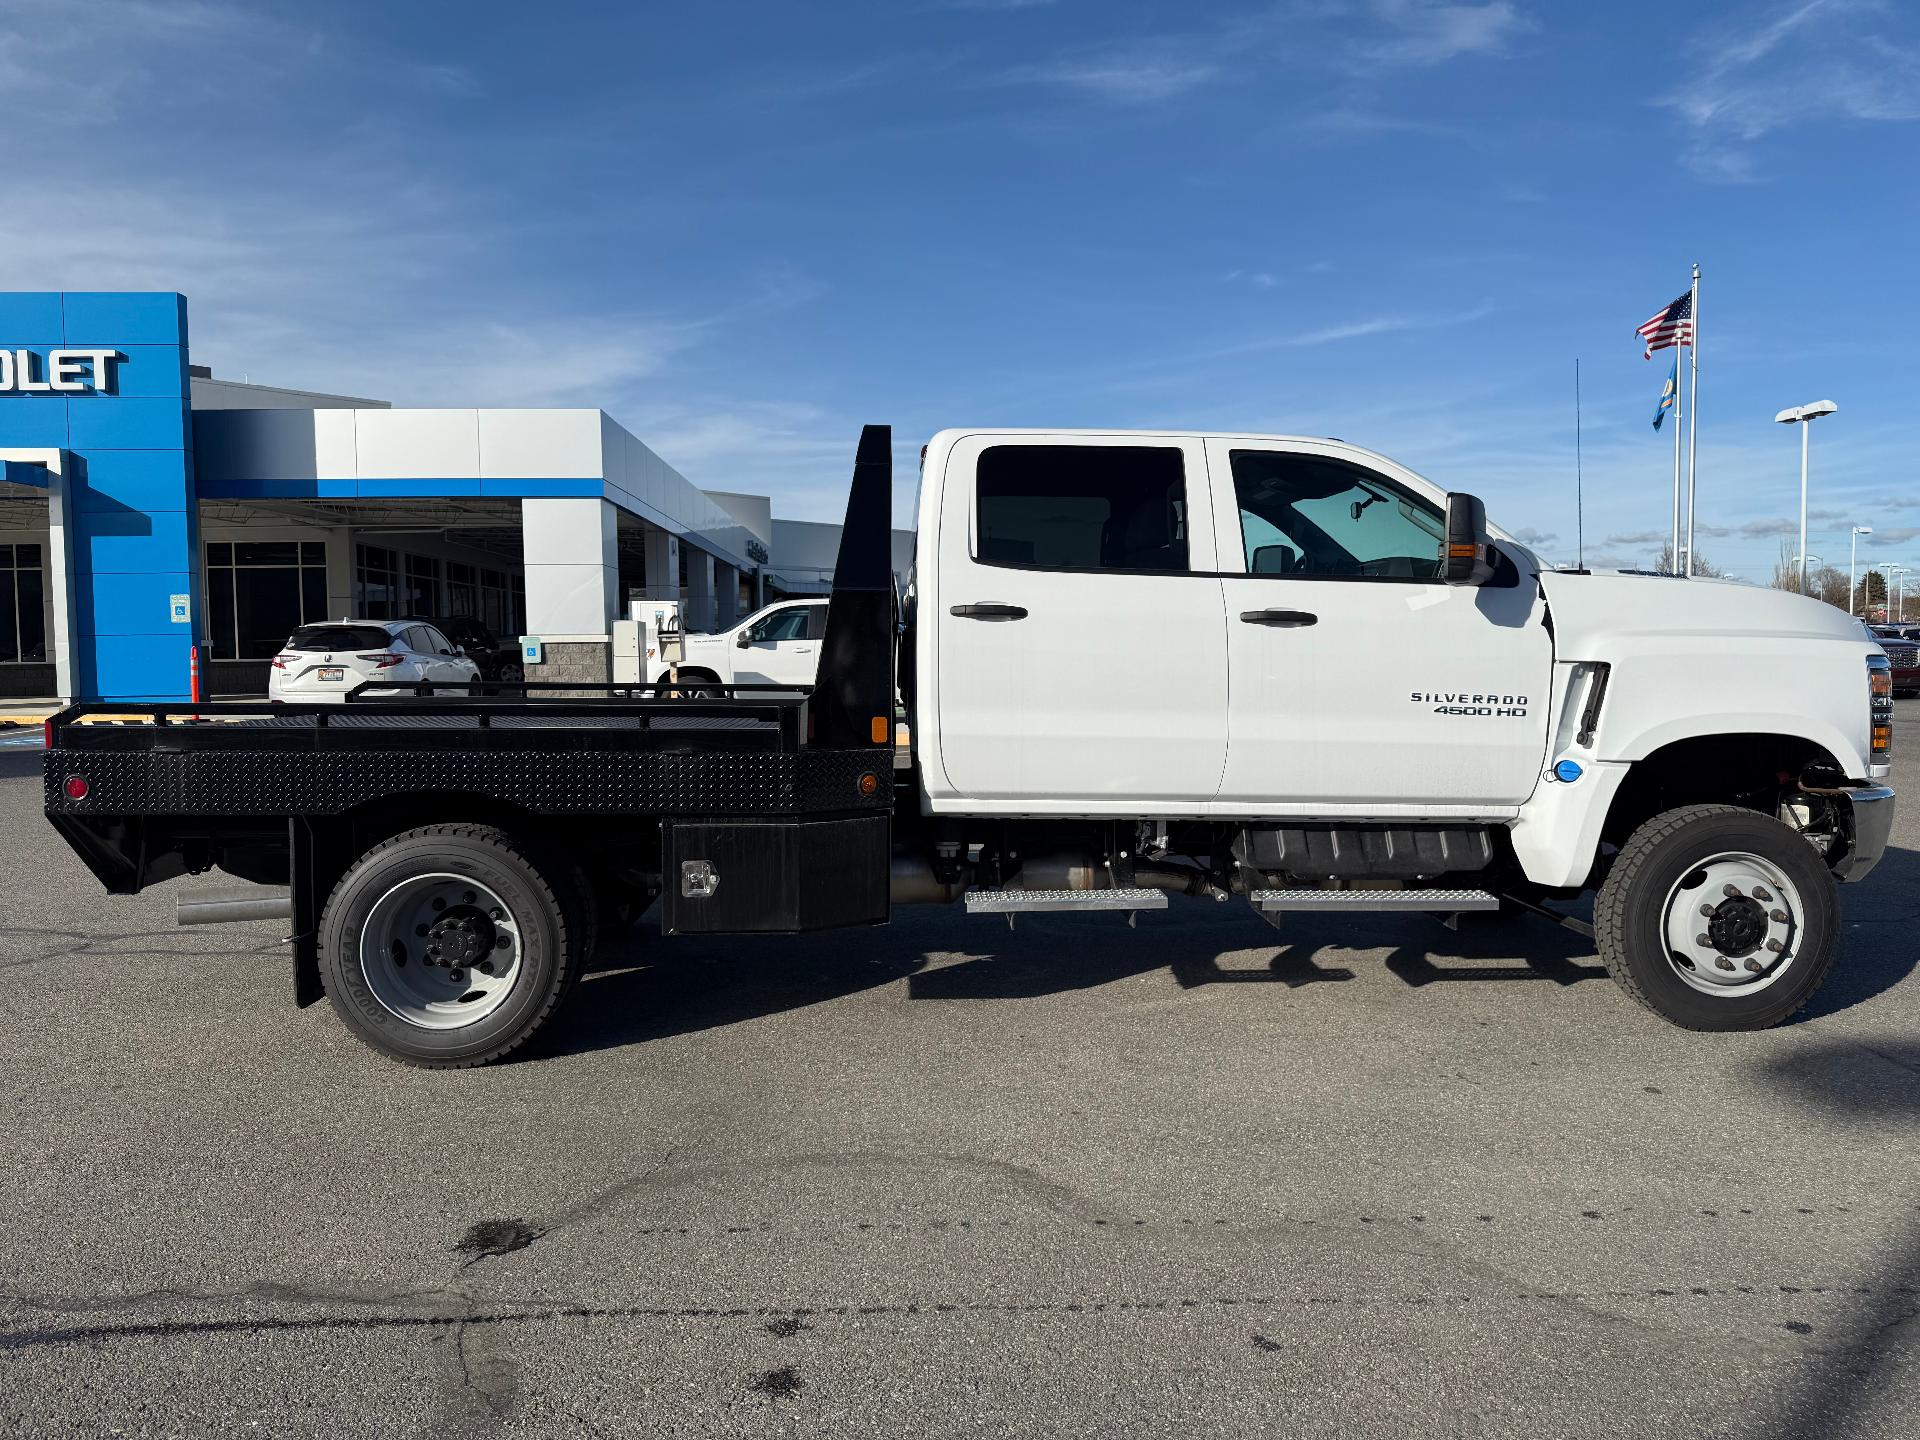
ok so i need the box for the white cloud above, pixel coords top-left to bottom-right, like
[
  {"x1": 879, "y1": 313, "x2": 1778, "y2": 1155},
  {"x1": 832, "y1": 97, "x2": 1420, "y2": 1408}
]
[
  {"x1": 1024, "y1": 54, "x2": 1218, "y2": 103},
  {"x1": 1356, "y1": 1, "x2": 1533, "y2": 67},
  {"x1": 1657, "y1": 0, "x2": 1920, "y2": 180}
]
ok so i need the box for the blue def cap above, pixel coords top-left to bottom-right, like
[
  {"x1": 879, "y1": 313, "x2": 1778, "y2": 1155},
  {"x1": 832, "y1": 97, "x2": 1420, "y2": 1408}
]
[{"x1": 1553, "y1": 759, "x2": 1584, "y2": 783}]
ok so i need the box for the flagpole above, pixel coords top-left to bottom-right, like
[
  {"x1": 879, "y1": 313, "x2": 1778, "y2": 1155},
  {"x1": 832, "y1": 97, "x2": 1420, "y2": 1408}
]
[
  {"x1": 1684, "y1": 263, "x2": 1700, "y2": 577},
  {"x1": 1671, "y1": 315, "x2": 1684, "y2": 574}
]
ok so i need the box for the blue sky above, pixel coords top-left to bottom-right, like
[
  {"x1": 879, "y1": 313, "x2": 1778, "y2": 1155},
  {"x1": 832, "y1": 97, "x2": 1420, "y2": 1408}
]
[{"x1": 4, "y1": 0, "x2": 1917, "y2": 581}]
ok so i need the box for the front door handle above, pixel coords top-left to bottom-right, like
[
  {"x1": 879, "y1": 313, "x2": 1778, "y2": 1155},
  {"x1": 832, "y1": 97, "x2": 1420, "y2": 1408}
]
[
  {"x1": 950, "y1": 603, "x2": 1029, "y2": 621},
  {"x1": 1239, "y1": 608, "x2": 1318, "y2": 627}
]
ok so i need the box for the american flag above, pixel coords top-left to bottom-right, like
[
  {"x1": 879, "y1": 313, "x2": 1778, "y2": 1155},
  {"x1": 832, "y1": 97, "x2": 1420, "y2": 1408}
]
[{"x1": 1636, "y1": 291, "x2": 1693, "y2": 357}]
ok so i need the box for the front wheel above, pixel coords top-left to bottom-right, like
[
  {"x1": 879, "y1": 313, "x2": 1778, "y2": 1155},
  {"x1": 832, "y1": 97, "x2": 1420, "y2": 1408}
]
[
  {"x1": 318, "y1": 824, "x2": 581, "y2": 1067},
  {"x1": 1594, "y1": 804, "x2": 1839, "y2": 1031}
]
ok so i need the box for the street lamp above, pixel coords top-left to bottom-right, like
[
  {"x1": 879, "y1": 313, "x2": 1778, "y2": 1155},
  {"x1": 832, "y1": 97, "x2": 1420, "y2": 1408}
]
[
  {"x1": 1879, "y1": 563, "x2": 1909, "y2": 624},
  {"x1": 1775, "y1": 399, "x2": 1838, "y2": 594},
  {"x1": 1789, "y1": 554, "x2": 1822, "y2": 597},
  {"x1": 1849, "y1": 524, "x2": 1874, "y2": 616}
]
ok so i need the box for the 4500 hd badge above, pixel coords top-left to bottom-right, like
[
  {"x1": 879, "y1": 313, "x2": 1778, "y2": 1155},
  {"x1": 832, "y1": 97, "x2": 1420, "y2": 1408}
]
[{"x1": 1410, "y1": 692, "x2": 1530, "y2": 718}]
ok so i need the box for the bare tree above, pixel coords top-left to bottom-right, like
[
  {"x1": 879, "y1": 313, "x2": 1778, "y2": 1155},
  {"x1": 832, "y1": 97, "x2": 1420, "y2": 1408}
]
[
  {"x1": 1768, "y1": 543, "x2": 1850, "y2": 609},
  {"x1": 1654, "y1": 542, "x2": 1724, "y2": 578}
]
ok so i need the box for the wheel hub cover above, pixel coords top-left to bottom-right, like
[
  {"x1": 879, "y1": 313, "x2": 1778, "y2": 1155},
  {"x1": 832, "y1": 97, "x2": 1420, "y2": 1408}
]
[
  {"x1": 426, "y1": 910, "x2": 491, "y2": 967},
  {"x1": 1707, "y1": 896, "x2": 1769, "y2": 958}
]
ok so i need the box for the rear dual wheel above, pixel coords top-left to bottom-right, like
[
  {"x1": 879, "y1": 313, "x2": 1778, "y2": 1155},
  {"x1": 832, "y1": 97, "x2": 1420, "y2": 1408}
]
[
  {"x1": 1594, "y1": 804, "x2": 1839, "y2": 1031},
  {"x1": 318, "y1": 825, "x2": 586, "y2": 1067}
]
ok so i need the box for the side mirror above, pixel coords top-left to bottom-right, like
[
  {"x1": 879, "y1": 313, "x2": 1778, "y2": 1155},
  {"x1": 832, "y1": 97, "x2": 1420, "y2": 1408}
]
[
  {"x1": 1442, "y1": 492, "x2": 1498, "y2": 586},
  {"x1": 736, "y1": 631, "x2": 752, "y2": 648}
]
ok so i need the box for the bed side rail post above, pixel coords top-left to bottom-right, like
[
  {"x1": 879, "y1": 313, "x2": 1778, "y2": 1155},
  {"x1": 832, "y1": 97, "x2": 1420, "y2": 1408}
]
[{"x1": 813, "y1": 423, "x2": 898, "y2": 750}]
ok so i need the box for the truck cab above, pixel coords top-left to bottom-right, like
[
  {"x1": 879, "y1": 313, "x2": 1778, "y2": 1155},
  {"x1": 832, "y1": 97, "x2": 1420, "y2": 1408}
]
[{"x1": 654, "y1": 599, "x2": 828, "y2": 691}]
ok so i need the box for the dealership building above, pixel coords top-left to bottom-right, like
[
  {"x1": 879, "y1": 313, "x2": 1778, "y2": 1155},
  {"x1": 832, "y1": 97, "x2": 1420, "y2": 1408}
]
[{"x1": 0, "y1": 291, "x2": 904, "y2": 702}]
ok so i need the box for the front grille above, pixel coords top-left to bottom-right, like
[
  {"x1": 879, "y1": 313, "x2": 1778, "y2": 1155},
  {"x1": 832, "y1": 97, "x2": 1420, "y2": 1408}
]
[{"x1": 1884, "y1": 644, "x2": 1918, "y2": 667}]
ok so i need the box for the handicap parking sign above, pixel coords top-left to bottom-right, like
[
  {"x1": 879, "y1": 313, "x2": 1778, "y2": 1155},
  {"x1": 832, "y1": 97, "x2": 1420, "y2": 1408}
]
[{"x1": 169, "y1": 593, "x2": 191, "y2": 624}]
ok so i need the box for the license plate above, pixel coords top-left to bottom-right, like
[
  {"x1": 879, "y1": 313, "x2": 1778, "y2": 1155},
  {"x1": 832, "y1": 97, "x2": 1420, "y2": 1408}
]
[{"x1": 318, "y1": 666, "x2": 345, "y2": 682}]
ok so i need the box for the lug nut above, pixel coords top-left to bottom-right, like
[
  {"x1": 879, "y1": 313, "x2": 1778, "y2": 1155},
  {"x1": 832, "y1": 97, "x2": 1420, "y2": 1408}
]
[
  {"x1": 1752, "y1": 886, "x2": 1773, "y2": 903},
  {"x1": 489, "y1": 907, "x2": 503, "y2": 920},
  {"x1": 463, "y1": 890, "x2": 476, "y2": 903},
  {"x1": 1699, "y1": 904, "x2": 1715, "y2": 918},
  {"x1": 478, "y1": 961, "x2": 494, "y2": 975},
  {"x1": 1696, "y1": 934, "x2": 1712, "y2": 947},
  {"x1": 1714, "y1": 957, "x2": 1736, "y2": 971},
  {"x1": 448, "y1": 968, "x2": 464, "y2": 983},
  {"x1": 1744, "y1": 958, "x2": 1764, "y2": 973},
  {"x1": 1766, "y1": 939, "x2": 1785, "y2": 953},
  {"x1": 1770, "y1": 909, "x2": 1788, "y2": 923},
  {"x1": 1722, "y1": 884, "x2": 1742, "y2": 898},
  {"x1": 494, "y1": 935, "x2": 510, "y2": 950}
]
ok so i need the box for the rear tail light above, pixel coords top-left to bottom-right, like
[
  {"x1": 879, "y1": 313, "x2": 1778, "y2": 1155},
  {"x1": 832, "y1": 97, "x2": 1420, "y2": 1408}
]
[
  {"x1": 358, "y1": 652, "x2": 406, "y2": 669},
  {"x1": 1869, "y1": 657, "x2": 1893, "y2": 764},
  {"x1": 43, "y1": 718, "x2": 55, "y2": 748},
  {"x1": 270, "y1": 656, "x2": 289, "y2": 670}
]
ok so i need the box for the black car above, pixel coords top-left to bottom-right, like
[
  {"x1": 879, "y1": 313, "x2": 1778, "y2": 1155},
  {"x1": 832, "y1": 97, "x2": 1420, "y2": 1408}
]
[{"x1": 434, "y1": 616, "x2": 522, "y2": 682}]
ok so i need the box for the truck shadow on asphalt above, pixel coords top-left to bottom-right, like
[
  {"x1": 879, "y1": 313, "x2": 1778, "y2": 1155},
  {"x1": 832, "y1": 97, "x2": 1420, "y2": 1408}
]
[
  {"x1": 550, "y1": 846, "x2": 1919, "y2": 1057},
  {"x1": 549, "y1": 900, "x2": 1615, "y2": 1058},
  {"x1": 1748, "y1": 1035, "x2": 1920, "y2": 1440}
]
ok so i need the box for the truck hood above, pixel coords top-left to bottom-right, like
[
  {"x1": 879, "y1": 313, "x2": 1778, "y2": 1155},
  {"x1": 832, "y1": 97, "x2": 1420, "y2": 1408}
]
[{"x1": 1536, "y1": 570, "x2": 1863, "y2": 653}]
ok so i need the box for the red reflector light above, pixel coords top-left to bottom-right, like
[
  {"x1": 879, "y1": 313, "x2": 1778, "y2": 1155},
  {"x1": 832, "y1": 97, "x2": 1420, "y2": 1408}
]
[
  {"x1": 43, "y1": 718, "x2": 55, "y2": 748},
  {"x1": 63, "y1": 775, "x2": 90, "y2": 800}
]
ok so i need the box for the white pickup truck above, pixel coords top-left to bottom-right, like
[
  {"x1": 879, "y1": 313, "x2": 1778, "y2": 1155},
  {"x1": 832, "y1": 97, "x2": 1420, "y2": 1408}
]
[
  {"x1": 651, "y1": 598, "x2": 829, "y2": 693},
  {"x1": 44, "y1": 425, "x2": 1896, "y2": 1065}
]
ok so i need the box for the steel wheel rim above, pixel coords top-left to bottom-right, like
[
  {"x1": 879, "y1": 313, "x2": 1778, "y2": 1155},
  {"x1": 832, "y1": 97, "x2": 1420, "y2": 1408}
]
[
  {"x1": 1660, "y1": 851, "x2": 1803, "y2": 997},
  {"x1": 360, "y1": 873, "x2": 524, "y2": 1030}
]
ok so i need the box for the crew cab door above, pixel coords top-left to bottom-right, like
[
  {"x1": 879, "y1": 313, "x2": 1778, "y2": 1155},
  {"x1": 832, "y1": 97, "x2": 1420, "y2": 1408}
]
[
  {"x1": 931, "y1": 434, "x2": 1229, "y2": 808},
  {"x1": 732, "y1": 602, "x2": 820, "y2": 687},
  {"x1": 1203, "y1": 438, "x2": 1551, "y2": 811}
]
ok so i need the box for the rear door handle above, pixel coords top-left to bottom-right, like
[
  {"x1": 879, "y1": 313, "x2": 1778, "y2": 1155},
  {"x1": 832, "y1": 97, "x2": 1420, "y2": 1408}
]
[
  {"x1": 950, "y1": 603, "x2": 1029, "y2": 621},
  {"x1": 1239, "y1": 608, "x2": 1318, "y2": 627}
]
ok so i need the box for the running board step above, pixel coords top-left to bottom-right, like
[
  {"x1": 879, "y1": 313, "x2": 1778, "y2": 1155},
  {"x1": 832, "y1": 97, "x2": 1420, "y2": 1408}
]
[
  {"x1": 965, "y1": 887, "x2": 1170, "y2": 915},
  {"x1": 1252, "y1": 887, "x2": 1499, "y2": 913}
]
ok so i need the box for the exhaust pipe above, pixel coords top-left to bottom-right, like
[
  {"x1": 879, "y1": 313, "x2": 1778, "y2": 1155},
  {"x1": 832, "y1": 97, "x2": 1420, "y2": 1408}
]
[
  {"x1": 889, "y1": 855, "x2": 969, "y2": 905},
  {"x1": 177, "y1": 888, "x2": 293, "y2": 927}
]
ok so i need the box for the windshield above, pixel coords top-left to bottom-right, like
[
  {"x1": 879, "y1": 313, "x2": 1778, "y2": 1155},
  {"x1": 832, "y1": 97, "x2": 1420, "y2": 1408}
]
[{"x1": 286, "y1": 624, "x2": 392, "y2": 652}]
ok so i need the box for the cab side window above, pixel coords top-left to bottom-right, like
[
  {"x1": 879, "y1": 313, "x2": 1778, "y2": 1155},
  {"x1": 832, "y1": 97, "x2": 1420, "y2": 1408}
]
[
  {"x1": 976, "y1": 445, "x2": 1189, "y2": 574},
  {"x1": 1232, "y1": 451, "x2": 1444, "y2": 581},
  {"x1": 747, "y1": 607, "x2": 810, "y2": 643}
]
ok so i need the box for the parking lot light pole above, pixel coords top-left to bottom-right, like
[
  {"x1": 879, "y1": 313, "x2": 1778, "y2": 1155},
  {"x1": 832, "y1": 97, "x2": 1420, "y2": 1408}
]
[
  {"x1": 1880, "y1": 563, "x2": 1908, "y2": 624},
  {"x1": 1775, "y1": 400, "x2": 1838, "y2": 594},
  {"x1": 1850, "y1": 525, "x2": 1874, "y2": 616}
]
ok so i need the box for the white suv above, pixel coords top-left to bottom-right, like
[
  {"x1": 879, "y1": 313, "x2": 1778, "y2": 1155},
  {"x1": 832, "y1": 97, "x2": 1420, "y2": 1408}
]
[{"x1": 269, "y1": 620, "x2": 480, "y2": 703}]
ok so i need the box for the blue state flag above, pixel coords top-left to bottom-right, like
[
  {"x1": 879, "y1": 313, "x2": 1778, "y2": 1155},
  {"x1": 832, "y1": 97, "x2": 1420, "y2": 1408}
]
[{"x1": 1653, "y1": 358, "x2": 1677, "y2": 430}]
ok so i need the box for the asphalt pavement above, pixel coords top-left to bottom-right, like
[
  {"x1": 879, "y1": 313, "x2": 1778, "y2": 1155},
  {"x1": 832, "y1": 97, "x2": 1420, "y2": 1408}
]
[{"x1": 1, "y1": 710, "x2": 1916, "y2": 1438}]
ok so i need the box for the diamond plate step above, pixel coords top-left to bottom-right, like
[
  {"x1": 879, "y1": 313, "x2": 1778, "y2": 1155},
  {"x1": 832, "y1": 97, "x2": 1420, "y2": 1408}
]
[
  {"x1": 965, "y1": 887, "x2": 1170, "y2": 914},
  {"x1": 1252, "y1": 887, "x2": 1499, "y2": 913}
]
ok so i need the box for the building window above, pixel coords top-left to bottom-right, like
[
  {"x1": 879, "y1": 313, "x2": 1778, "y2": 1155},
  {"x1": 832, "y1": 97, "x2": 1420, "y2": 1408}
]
[
  {"x1": 404, "y1": 553, "x2": 441, "y2": 617},
  {"x1": 205, "y1": 540, "x2": 328, "y2": 660},
  {"x1": 446, "y1": 562, "x2": 477, "y2": 620},
  {"x1": 0, "y1": 543, "x2": 47, "y2": 663},
  {"x1": 355, "y1": 544, "x2": 400, "y2": 620}
]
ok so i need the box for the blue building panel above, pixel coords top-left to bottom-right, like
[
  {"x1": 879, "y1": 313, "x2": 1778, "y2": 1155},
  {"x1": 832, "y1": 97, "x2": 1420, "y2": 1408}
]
[
  {"x1": 70, "y1": 448, "x2": 195, "y2": 513},
  {"x1": 481, "y1": 477, "x2": 603, "y2": 498},
  {"x1": 60, "y1": 292, "x2": 189, "y2": 348},
  {"x1": 0, "y1": 292, "x2": 67, "y2": 344},
  {"x1": 89, "y1": 633, "x2": 195, "y2": 702},
  {"x1": 357, "y1": 477, "x2": 485, "y2": 498},
  {"x1": 97, "y1": 344, "x2": 188, "y2": 400},
  {"x1": 0, "y1": 397, "x2": 72, "y2": 449},
  {"x1": 77, "y1": 511, "x2": 194, "y2": 574},
  {"x1": 67, "y1": 395, "x2": 192, "y2": 451},
  {"x1": 192, "y1": 476, "x2": 362, "y2": 501},
  {"x1": 84, "y1": 567, "x2": 198, "y2": 629}
]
